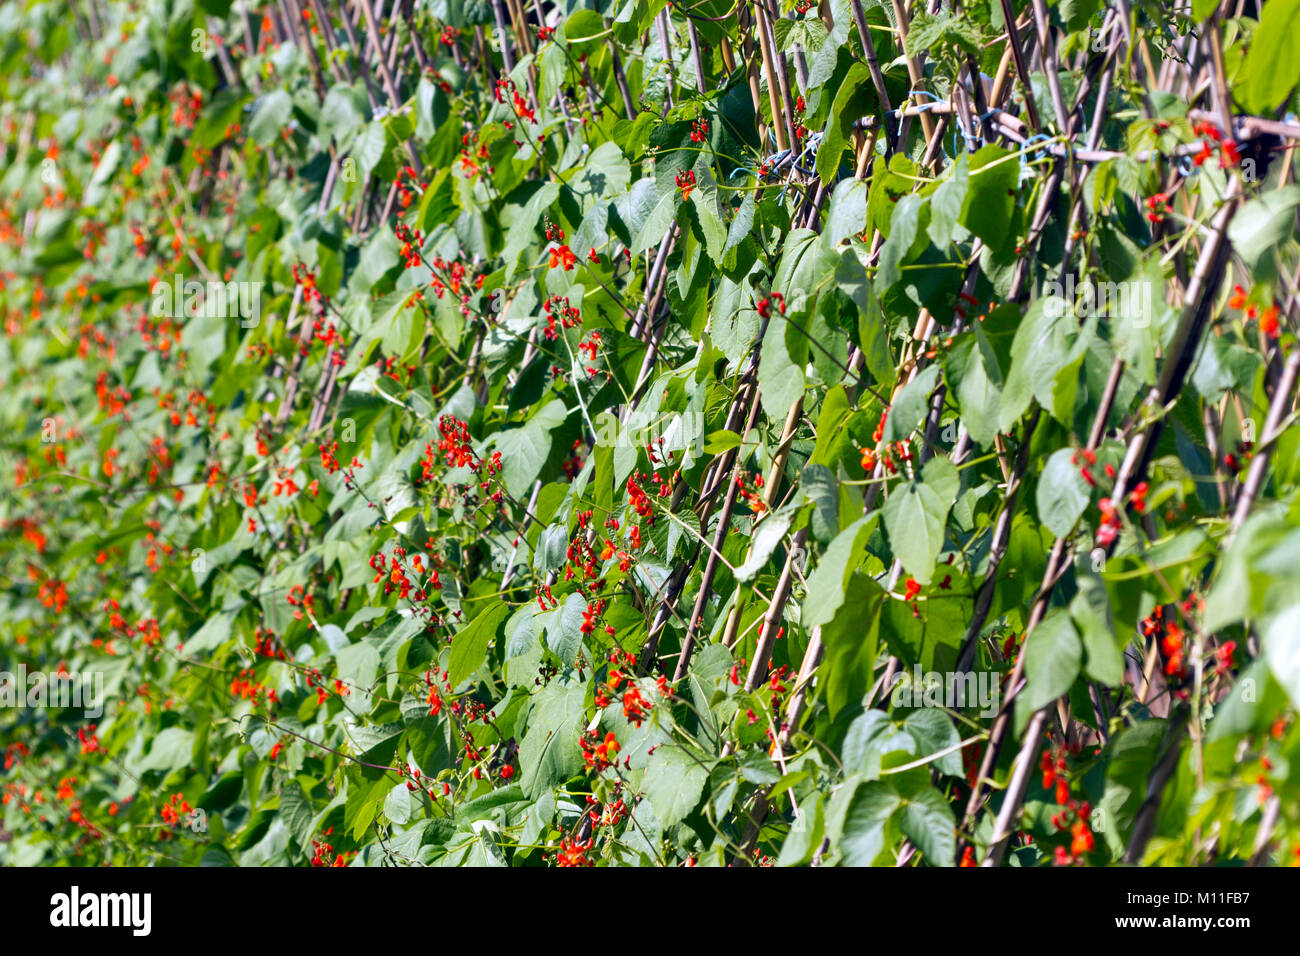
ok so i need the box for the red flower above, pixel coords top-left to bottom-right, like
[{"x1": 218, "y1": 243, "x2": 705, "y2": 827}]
[
  {"x1": 1260, "y1": 305, "x2": 1280, "y2": 338},
  {"x1": 674, "y1": 169, "x2": 696, "y2": 201},
  {"x1": 623, "y1": 685, "x2": 650, "y2": 726},
  {"x1": 555, "y1": 836, "x2": 594, "y2": 867}
]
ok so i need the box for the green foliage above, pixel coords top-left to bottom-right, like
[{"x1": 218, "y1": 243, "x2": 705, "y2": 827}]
[{"x1": 2, "y1": 0, "x2": 1299, "y2": 871}]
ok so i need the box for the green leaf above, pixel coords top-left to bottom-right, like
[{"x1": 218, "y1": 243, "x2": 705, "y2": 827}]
[
  {"x1": 921, "y1": 456, "x2": 959, "y2": 512},
  {"x1": 137, "y1": 727, "x2": 195, "y2": 774},
  {"x1": 704, "y1": 429, "x2": 742, "y2": 454},
  {"x1": 902, "y1": 709, "x2": 963, "y2": 777},
  {"x1": 843, "y1": 710, "x2": 915, "y2": 778},
  {"x1": 804, "y1": 517, "x2": 876, "y2": 629},
  {"x1": 1070, "y1": 573, "x2": 1124, "y2": 686},
  {"x1": 448, "y1": 601, "x2": 510, "y2": 687},
  {"x1": 545, "y1": 592, "x2": 587, "y2": 666},
  {"x1": 249, "y1": 90, "x2": 292, "y2": 147},
  {"x1": 1264, "y1": 603, "x2": 1300, "y2": 710},
  {"x1": 817, "y1": 63, "x2": 873, "y2": 183},
  {"x1": 836, "y1": 780, "x2": 901, "y2": 866},
  {"x1": 825, "y1": 178, "x2": 869, "y2": 246},
  {"x1": 1024, "y1": 609, "x2": 1082, "y2": 712},
  {"x1": 961, "y1": 145, "x2": 1017, "y2": 252},
  {"x1": 802, "y1": 463, "x2": 840, "y2": 544},
  {"x1": 1226, "y1": 186, "x2": 1300, "y2": 270},
  {"x1": 493, "y1": 400, "x2": 567, "y2": 498},
  {"x1": 632, "y1": 192, "x2": 678, "y2": 255},
  {"x1": 1037, "y1": 448, "x2": 1091, "y2": 539},
  {"x1": 821, "y1": 574, "x2": 887, "y2": 716},
  {"x1": 1239, "y1": 0, "x2": 1300, "y2": 114},
  {"x1": 899, "y1": 787, "x2": 956, "y2": 866},
  {"x1": 757, "y1": 315, "x2": 807, "y2": 421},
  {"x1": 643, "y1": 745, "x2": 710, "y2": 827},
  {"x1": 735, "y1": 512, "x2": 792, "y2": 581},
  {"x1": 884, "y1": 365, "x2": 939, "y2": 442},
  {"x1": 927, "y1": 153, "x2": 969, "y2": 248},
  {"x1": 943, "y1": 326, "x2": 1003, "y2": 446},
  {"x1": 882, "y1": 477, "x2": 948, "y2": 585},
  {"x1": 518, "y1": 681, "x2": 587, "y2": 798}
]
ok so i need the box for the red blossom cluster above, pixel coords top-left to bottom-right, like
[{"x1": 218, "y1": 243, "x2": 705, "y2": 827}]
[
  {"x1": 1191, "y1": 120, "x2": 1241, "y2": 169},
  {"x1": 291, "y1": 262, "x2": 321, "y2": 303},
  {"x1": 459, "y1": 130, "x2": 491, "y2": 179},
  {"x1": 1229, "y1": 284, "x2": 1280, "y2": 338},
  {"x1": 756, "y1": 291, "x2": 785, "y2": 319},
  {"x1": 230, "y1": 668, "x2": 278, "y2": 708},
  {"x1": 581, "y1": 729, "x2": 621, "y2": 769},
  {"x1": 495, "y1": 76, "x2": 536, "y2": 124},
  {"x1": 397, "y1": 164, "x2": 424, "y2": 209},
  {"x1": 554, "y1": 836, "x2": 594, "y2": 866},
  {"x1": 1145, "y1": 192, "x2": 1170, "y2": 224},
  {"x1": 675, "y1": 169, "x2": 696, "y2": 201},
  {"x1": 542, "y1": 293, "x2": 581, "y2": 339},
  {"x1": 735, "y1": 471, "x2": 766, "y2": 514},
  {"x1": 158, "y1": 792, "x2": 191, "y2": 830},
  {"x1": 310, "y1": 827, "x2": 354, "y2": 867}
]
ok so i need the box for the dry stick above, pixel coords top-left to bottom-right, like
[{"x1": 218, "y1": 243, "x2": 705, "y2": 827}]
[
  {"x1": 657, "y1": 9, "x2": 678, "y2": 112},
  {"x1": 715, "y1": 396, "x2": 806, "y2": 654},
  {"x1": 758, "y1": 0, "x2": 799, "y2": 151},
  {"x1": 982, "y1": 181, "x2": 1244, "y2": 868},
  {"x1": 1111, "y1": 178, "x2": 1242, "y2": 508},
  {"x1": 505, "y1": 0, "x2": 533, "y2": 56},
  {"x1": 1029, "y1": 0, "x2": 1070, "y2": 131},
  {"x1": 1057, "y1": 31, "x2": 1122, "y2": 271},
  {"x1": 402, "y1": 0, "x2": 432, "y2": 73},
  {"x1": 357, "y1": 0, "x2": 423, "y2": 174},
  {"x1": 671, "y1": 392, "x2": 764, "y2": 682},
  {"x1": 629, "y1": 234, "x2": 675, "y2": 342},
  {"x1": 1121, "y1": 709, "x2": 1190, "y2": 862},
  {"x1": 1228, "y1": 348, "x2": 1300, "y2": 534},
  {"x1": 308, "y1": 0, "x2": 352, "y2": 83},
  {"x1": 950, "y1": 32, "x2": 1123, "y2": 852},
  {"x1": 384, "y1": 3, "x2": 404, "y2": 77},
  {"x1": 890, "y1": 0, "x2": 937, "y2": 144},
  {"x1": 610, "y1": 45, "x2": 638, "y2": 120},
  {"x1": 994, "y1": 0, "x2": 1041, "y2": 132},
  {"x1": 335, "y1": 0, "x2": 381, "y2": 111},
  {"x1": 284, "y1": 0, "x2": 328, "y2": 99},
  {"x1": 1249, "y1": 794, "x2": 1282, "y2": 866},
  {"x1": 848, "y1": 0, "x2": 895, "y2": 151},
  {"x1": 730, "y1": 101, "x2": 974, "y2": 860},
  {"x1": 733, "y1": 7, "x2": 767, "y2": 144},
  {"x1": 952, "y1": 407, "x2": 1044, "y2": 676},
  {"x1": 491, "y1": 0, "x2": 517, "y2": 73},
  {"x1": 686, "y1": 18, "x2": 709, "y2": 95},
  {"x1": 752, "y1": 2, "x2": 789, "y2": 151},
  {"x1": 1183, "y1": 346, "x2": 1300, "y2": 866},
  {"x1": 672, "y1": 114, "x2": 883, "y2": 687}
]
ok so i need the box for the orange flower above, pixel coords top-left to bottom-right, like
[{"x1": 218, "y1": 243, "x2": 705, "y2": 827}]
[{"x1": 1260, "y1": 305, "x2": 1280, "y2": 338}]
